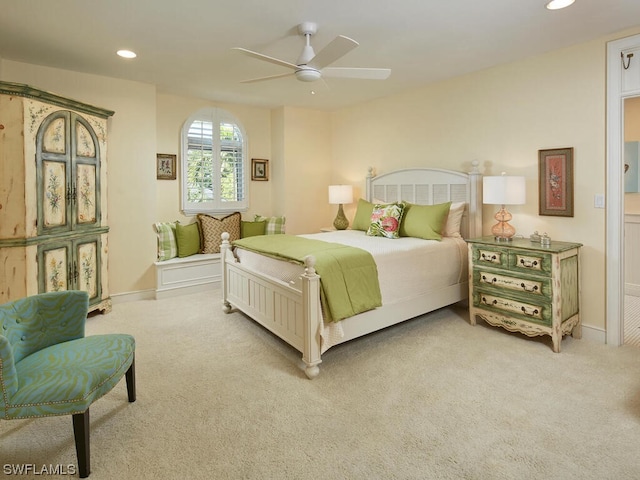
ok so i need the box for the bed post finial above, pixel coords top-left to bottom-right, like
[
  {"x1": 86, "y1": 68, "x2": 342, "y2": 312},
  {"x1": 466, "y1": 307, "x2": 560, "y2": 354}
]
[{"x1": 470, "y1": 160, "x2": 480, "y2": 174}]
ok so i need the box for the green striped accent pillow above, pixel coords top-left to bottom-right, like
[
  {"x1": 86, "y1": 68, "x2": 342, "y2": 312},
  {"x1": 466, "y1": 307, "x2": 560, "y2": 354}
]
[
  {"x1": 254, "y1": 215, "x2": 286, "y2": 234},
  {"x1": 154, "y1": 222, "x2": 178, "y2": 261}
]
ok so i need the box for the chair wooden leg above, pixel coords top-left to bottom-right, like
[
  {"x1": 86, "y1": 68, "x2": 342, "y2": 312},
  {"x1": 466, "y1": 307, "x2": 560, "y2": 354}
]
[
  {"x1": 72, "y1": 410, "x2": 90, "y2": 478},
  {"x1": 126, "y1": 356, "x2": 136, "y2": 402}
]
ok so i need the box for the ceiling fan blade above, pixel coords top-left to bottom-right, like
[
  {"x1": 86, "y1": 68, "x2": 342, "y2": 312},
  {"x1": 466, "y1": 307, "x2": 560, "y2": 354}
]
[
  {"x1": 239, "y1": 72, "x2": 296, "y2": 83},
  {"x1": 232, "y1": 47, "x2": 299, "y2": 70},
  {"x1": 240, "y1": 72, "x2": 296, "y2": 83},
  {"x1": 322, "y1": 67, "x2": 391, "y2": 80},
  {"x1": 308, "y1": 35, "x2": 359, "y2": 70}
]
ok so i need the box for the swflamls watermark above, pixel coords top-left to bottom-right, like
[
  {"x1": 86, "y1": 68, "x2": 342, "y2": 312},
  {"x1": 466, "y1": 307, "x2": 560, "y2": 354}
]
[{"x1": 3, "y1": 464, "x2": 77, "y2": 476}]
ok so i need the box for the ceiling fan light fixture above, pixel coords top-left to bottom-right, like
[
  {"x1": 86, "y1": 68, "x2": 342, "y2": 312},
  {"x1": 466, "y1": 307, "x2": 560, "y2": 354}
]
[
  {"x1": 295, "y1": 68, "x2": 321, "y2": 82},
  {"x1": 545, "y1": 0, "x2": 575, "y2": 10}
]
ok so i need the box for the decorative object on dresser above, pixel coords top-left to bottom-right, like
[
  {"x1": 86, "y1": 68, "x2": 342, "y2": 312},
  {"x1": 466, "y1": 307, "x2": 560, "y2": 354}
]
[
  {"x1": 482, "y1": 173, "x2": 526, "y2": 242},
  {"x1": 538, "y1": 147, "x2": 574, "y2": 217},
  {"x1": 0, "y1": 81, "x2": 114, "y2": 313},
  {"x1": 467, "y1": 236, "x2": 582, "y2": 352},
  {"x1": 328, "y1": 184, "x2": 354, "y2": 230}
]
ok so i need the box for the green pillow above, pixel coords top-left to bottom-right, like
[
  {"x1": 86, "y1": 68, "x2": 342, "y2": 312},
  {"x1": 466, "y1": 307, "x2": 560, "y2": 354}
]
[
  {"x1": 154, "y1": 222, "x2": 177, "y2": 261},
  {"x1": 175, "y1": 221, "x2": 201, "y2": 257},
  {"x1": 399, "y1": 202, "x2": 452, "y2": 240},
  {"x1": 254, "y1": 215, "x2": 286, "y2": 234},
  {"x1": 241, "y1": 220, "x2": 266, "y2": 238},
  {"x1": 352, "y1": 199, "x2": 375, "y2": 231}
]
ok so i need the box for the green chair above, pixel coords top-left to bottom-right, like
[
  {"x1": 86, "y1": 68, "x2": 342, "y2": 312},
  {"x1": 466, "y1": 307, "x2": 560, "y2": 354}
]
[{"x1": 0, "y1": 290, "x2": 135, "y2": 478}]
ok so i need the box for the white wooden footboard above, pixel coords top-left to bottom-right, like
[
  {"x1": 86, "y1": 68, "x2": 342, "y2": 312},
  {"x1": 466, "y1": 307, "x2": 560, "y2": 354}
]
[
  {"x1": 220, "y1": 233, "x2": 323, "y2": 378},
  {"x1": 220, "y1": 165, "x2": 483, "y2": 379}
]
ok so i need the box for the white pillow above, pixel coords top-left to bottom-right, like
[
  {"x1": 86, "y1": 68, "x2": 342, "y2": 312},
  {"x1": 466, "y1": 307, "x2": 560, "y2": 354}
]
[{"x1": 443, "y1": 202, "x2": 466, "y2": 238}]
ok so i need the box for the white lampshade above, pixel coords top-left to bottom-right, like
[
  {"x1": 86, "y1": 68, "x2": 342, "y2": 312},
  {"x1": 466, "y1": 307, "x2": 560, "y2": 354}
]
[
  {"x1": 328, "y1": 185, "x2": 354, "y2": 205},
  {"x1": 483, "y1": 175, "x2": 526, "y2": 205}
]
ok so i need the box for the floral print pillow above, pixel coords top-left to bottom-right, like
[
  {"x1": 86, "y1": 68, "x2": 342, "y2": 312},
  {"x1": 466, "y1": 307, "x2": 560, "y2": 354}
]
[{"x1": 366, "y1": 202, "x2": 406, "y2": 239}]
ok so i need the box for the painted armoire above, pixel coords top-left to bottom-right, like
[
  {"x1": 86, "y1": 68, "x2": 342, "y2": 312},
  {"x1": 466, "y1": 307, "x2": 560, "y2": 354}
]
[{"x1": 0, "y1": 81, "x2": 114, "y2": 313}]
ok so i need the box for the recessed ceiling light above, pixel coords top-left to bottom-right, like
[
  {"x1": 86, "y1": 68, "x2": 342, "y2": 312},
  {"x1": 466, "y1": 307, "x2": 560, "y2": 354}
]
[
  {"x1": 117, "y1": 49, "x2": 137, "y2": 59},
  {"x1": 546, "y1": 0, "x2": 575, "y2": 10}
]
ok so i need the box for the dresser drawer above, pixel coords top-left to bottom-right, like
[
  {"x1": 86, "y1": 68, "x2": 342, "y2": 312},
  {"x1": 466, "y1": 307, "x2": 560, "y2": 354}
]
[
  {"x1": 509, "y1": 250, "x2": 552, "y2": 276},
  {"x1": 471, "y1": 245, "x2": 552, "y2": 276},
  {"x1": 473, "y1": 269, "x2": 551, "y2": 298},
  {"x1": 472, "y1": 291, "x2": 551, "y2": 327}
]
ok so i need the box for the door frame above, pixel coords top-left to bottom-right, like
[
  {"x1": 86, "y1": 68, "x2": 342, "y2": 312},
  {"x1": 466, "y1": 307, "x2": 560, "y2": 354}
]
[{"x1": 606, "y1": 33, "x2": 640, "y2": 346}]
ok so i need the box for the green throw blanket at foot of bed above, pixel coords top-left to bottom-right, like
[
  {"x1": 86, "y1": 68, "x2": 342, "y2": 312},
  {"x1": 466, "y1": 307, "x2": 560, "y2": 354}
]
[{"x1": 232, "y1": 235, "x2": 382, "y2": 322}]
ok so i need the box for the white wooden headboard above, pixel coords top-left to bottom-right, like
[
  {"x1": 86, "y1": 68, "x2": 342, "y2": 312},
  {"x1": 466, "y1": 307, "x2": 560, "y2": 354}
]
[{"x1": 365, "y1": 163, "x2": 483, "y2": 239}]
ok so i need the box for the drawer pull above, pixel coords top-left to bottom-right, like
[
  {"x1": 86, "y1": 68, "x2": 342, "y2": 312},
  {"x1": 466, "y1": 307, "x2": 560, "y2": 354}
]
[
  {"x1": 481, "y1": 275, "x2": 498, "y2": 284},
  {"x1": 519, "y1": 258, "x2": 539, "y2": 268},
  {"x1": 481, "y1": 296, "x2": 498, "y2": 306},
  {"x1": 521, "y1": 306, "x2": 540, "y2": 316},
  {"x1": 520, "y1": 283, "x2": 539, "y2": 293},
  {"x1": 481, "y1": 253, "x2": 499, "y2": 263}
]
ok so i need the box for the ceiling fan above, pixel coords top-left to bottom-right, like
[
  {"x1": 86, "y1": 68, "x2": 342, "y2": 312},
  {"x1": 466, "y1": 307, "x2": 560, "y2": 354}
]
[{"x1": 233, "y1": 22, "x2": 391, "y2": 84}]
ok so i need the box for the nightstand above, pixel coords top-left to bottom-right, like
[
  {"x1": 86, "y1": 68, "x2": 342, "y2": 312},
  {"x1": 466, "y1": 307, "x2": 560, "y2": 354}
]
[
  {"x1": 320, "y1": 227, "x2": 336, "y2": 232},
  {"x1": 467, "y1": 236, "x2": 582, "y2": 352}
]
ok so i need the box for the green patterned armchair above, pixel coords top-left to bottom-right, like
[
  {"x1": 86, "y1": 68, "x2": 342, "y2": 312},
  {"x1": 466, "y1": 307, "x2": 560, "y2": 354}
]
[{"x1": 0, "y1": 290, "x2": 136, "y2": 478}]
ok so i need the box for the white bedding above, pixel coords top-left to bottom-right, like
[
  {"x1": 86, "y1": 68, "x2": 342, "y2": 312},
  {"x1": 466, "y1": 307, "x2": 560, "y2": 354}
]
[{"x1": 232, "y1": 230, "x2": 468, "y2": 352}]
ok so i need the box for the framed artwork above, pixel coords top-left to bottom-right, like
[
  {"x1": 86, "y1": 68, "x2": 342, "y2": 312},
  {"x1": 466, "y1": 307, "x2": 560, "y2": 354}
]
[
  {"x1": 251, "y1": 158, "x2": 269, "y2": 181},
  {"x1": 157, "y1": 154, "x2": 176, "y2": 180},
  {"x1": 538, "y1": 147, "x2": 574, "y2": 217}
]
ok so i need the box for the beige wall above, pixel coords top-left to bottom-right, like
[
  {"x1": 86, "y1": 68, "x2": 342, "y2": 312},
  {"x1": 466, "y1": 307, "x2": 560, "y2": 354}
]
[
  {"x1": 0, "y1": 59, "x2": 159, "y2": 296},
  {"x1": 331, "y1": 37, "x2": 612, "y2": 331},
  {"x1": 154, "y1": 93, "x2": 273, "y2": 224},
  {"x1": 275, "y1": 107, "x2": 333, "y2": 234},
  {"x1": 3, "y1": 27, "x2": 640, "y2": 333},
  {"x1": 625, "y1": 96, "x2": 640, "y2": 141},
  {"x1": 0, "y1": 61, "x2": 277, "y2": 296}
]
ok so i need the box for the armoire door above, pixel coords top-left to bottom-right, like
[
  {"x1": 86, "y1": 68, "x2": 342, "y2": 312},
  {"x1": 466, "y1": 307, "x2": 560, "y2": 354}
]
[{"x1": 36, "y1": 110, "x2": 101, "y2": 235}]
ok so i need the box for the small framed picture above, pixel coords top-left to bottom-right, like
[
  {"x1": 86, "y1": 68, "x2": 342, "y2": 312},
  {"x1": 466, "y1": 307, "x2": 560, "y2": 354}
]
[
  {"x1": 157, "y1": 154, "x2": 176, "y2": 180},
  {"x1": 538, "y1": 147, "x2": 574, "y2": 217},
  {"x1": 251, "y1": 158, "x2": 269, "y2": 181}
]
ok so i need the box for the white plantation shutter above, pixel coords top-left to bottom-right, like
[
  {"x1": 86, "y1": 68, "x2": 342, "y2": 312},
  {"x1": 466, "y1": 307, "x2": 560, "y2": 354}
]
[{"x1": 181, "y1": 108, "x2": 247, "y2": 214}]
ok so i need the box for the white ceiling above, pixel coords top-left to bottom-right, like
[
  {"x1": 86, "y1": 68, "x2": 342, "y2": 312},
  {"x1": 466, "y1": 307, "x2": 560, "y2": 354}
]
[{"x1": 1, "y1": 0, "x2": 639, "y2": 111}]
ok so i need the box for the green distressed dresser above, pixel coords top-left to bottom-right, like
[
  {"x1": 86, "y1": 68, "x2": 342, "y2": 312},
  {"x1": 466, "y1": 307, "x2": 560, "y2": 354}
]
[{"x1": 467, "y1": 236, "x2": 582, "y2": 352}]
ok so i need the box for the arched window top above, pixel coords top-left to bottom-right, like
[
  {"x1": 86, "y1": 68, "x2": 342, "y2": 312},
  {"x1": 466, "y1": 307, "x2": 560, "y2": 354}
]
[{"x1": 181, "y1": 107, "x2": 248, "y2": 215}]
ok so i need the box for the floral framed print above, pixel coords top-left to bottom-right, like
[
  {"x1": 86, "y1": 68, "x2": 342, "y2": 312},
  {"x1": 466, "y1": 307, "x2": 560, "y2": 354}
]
[
  {"x1": 251, "y1": 158, "x2": 269, "y2": 181},
  {"x1": 157, "y1": 154, "x2": 177, "y2": 180},
  {"x1": 538, "y1": 147, "x2": 574, "y2": 217}
]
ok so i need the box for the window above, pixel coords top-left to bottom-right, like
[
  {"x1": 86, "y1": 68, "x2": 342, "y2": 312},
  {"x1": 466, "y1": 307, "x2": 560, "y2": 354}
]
[{"x1": 181, "y1": 108, "x2": 247, "y2": 215}]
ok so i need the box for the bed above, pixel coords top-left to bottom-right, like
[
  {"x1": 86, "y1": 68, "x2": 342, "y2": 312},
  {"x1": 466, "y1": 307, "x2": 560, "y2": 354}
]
[{"x1": 220, "y1": 165, "x2": 483, "y2": 378}]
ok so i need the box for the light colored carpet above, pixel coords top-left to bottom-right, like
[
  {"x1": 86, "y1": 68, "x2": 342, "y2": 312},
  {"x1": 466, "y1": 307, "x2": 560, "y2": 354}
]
[{"x1": 2, "y1": 286, "x2": 640, "y2": 480}]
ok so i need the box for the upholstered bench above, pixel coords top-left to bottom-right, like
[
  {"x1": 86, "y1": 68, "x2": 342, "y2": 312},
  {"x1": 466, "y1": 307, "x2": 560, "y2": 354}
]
[{"x1": 154, "y1": 253, "x2": 221, "y2": 299}]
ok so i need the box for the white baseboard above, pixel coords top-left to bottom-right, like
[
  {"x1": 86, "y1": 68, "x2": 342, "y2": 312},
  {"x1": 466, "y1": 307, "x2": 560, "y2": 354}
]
[
  {"x1": 581, "y1": 323, "x2": 606, "y2": 345},
  {"x1": 154, "y1": 280, "x2": 220, "y2": 300},
  {"x1": 111, "y1": 289, "x2": 156, "y2": 304},
  {"x1": 625, "y1": 282, "x2": 640, "y2": 297}
]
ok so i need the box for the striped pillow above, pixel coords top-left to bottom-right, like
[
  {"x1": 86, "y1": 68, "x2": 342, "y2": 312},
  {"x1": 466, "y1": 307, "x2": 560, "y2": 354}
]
[
  {"x1": 154, "y1": 222, "x2": 177, "y2": 261},
  {"x1": 254, "y1": 215, "x2": 286, "y2": 234}
]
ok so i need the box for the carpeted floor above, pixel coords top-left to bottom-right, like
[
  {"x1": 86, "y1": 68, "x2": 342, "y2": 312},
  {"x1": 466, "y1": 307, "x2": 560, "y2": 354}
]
[{"x1": 2, "y1": 287, "x2": 640, "y2": 480}]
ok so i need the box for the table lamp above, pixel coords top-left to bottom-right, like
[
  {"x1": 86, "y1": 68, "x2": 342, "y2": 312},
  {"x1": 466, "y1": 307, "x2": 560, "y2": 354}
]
[
  {"x1": 483, "y1": 173, "x2": 526, "y2": 242},
  {"x1": 328, "y1": 185, "x2": 353, "y2": 230}
]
